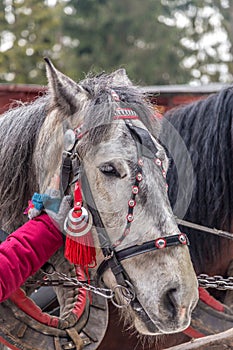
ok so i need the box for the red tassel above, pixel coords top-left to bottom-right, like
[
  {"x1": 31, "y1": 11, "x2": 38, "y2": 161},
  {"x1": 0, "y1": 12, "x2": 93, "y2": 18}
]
[
  {"x1": 64, "y1": 206, "x2": 96, "y2": 267},
  {"x1": 64, "y1": 181, "x2": 96, "y2": 268},
  {"x1": 65, "y1": 230, "x2": 96, "y2": 267}
]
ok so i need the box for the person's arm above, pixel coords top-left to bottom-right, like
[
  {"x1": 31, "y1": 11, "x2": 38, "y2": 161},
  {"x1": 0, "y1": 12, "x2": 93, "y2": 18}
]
[{"x1": 0, "y1": 213, "x2": 63, "y2": 302}]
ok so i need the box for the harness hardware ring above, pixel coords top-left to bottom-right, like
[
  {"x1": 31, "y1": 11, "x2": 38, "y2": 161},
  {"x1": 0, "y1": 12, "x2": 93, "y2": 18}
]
[
  {"x1": 111, "y1": 281, "x2": 136, "y2": 308},
  {"x1": 104, "y1": 251, "x2": 114, "y2": 261}
]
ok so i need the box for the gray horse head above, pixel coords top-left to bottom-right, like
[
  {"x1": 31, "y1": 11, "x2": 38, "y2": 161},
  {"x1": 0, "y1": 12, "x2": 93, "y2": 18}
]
[{"x1": 34, "y1": 60, "x2": 198, "y2": 335}]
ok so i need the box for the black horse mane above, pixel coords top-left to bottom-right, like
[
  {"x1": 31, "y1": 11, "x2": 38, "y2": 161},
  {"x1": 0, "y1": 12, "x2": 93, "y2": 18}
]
[{"x1": 162, "y1": 86, "x2": 233, "y2": 273}]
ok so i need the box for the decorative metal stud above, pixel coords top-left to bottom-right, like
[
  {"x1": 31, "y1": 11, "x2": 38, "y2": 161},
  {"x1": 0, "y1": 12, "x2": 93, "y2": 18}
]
[
  {"x1": 127, "y1": 214, "x2": 134, "y2": 222},
  {"x1": 155, "y1": 238, "x2": 167, "y2": 249},
  {"x1": 138, "y1": 158, "x2": 143, "y2": 167},
  {"x1": 155, "y1": 158, "x2": 162, "y2": 167},
  {"x1": 132, "y1": 186, "x2": 139, "y2": 194},
  {"x1": 179, "y1": 234, "x2": 187, "y2": 245},
  {"x1": 128, "y1": 199, "x2": 136, "y2": 208},
  {"x1": 136, "y1": 173, "x2": 143, "y2": 182}
]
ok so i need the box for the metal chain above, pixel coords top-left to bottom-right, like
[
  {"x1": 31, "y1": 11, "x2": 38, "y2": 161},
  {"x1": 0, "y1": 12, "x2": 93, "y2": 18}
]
[
  {"x1": 27, "y1": 271, "x2": 115, "y2": 299},
  {"x1": 198, "y1": 274, "x2": 233, "y2": 290},
  {"x1": 26, "y1": 270, "x2": 135, "y2": 307},
  {"x1": 26, "y1": 271, "x2": 233, "y2": 293},
  {"x1": 175, "y1": 218, "x2": 233, "y2": 290}
]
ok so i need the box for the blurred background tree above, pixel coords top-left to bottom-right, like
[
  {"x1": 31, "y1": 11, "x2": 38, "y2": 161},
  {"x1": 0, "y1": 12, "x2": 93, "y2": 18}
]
[
  {"x1": 159, "y1": 0, "x2": 233, "y2": 84},
  {"x1": 58, "y1": 0, "x2": 190, "y2": 85},
  {"x1": 0, "y1": 0, "x2": 65, "y2": 84},
  {"x1": 0, "y1": 0, "x2": 232, "y2": 85}
]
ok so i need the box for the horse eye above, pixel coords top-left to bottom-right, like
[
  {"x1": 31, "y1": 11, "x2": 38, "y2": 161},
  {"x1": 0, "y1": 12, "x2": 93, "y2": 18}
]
[{"x1": 99, "y1": 164, "x2": 121, "y2": 177}]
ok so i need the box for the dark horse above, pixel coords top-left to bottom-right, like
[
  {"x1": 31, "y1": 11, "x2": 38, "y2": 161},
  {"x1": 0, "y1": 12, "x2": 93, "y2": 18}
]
[
  {"x1": 161, "y1": 85, "x2": 233, "y2": 348},
  {"x1": 99, "y1": 85, "x2": 233, "y2": 349},
  {"x1": 163, "y1": 85, "x2": 233, "y2": 278}
]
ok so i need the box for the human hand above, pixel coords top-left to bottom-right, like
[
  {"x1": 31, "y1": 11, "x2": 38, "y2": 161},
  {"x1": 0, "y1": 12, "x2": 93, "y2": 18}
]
[{"x1": 26, "y1": 175, "x2": 72, "y2": 231}]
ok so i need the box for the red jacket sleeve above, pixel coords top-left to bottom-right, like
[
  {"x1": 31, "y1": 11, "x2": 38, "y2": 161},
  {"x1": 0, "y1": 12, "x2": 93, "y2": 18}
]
[{"x1": 0, "y1": 213, "x2": 63, "y2": 302}]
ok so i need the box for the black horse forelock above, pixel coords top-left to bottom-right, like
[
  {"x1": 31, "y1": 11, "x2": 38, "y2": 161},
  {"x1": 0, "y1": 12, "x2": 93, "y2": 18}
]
[{"x1": 163, "y1": 86, "x2": 233, "y2": 273}]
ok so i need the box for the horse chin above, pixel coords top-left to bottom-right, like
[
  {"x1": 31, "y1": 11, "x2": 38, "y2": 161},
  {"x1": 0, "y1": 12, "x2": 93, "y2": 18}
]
[
  {"x1": 133, "y1": 317, "x2": 161, "y2": 336},
  {"x1": 133, "y1": 314, "x2": 190, "y2": 336},
  {"x1": 119, "y1": 304, "x2": 161, "y2": 336},
  {"x1": 130, "y1": 305, "x2": 191, "y2": 336}
]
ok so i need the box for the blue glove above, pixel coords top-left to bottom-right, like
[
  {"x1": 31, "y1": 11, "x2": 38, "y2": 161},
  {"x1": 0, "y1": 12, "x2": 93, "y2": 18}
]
[
  {"x1": 27, "y1": 176, "x2": 72, "y2": 232},
  {"x1": 32, "y1": 191, "x2": 61, "y2": 213}
]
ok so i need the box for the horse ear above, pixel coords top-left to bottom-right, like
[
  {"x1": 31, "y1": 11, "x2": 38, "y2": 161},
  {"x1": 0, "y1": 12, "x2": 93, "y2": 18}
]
[
  {"x1": 111, "y1": 68, "x2": 132, "y2": 86},
  {"x1": 44, "y1": 57, "x2": 88, "y2": 114}
]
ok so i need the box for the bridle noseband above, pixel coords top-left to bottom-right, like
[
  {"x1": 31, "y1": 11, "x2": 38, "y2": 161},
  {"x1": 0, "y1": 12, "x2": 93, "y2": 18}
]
[{"x1": 60, "y1": 95, "x2": 189, "y2": 323}]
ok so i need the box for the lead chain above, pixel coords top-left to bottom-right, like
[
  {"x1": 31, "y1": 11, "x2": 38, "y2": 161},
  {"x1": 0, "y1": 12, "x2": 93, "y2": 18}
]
[
  {"x1": 51, "y1": 271, "x2": 115, "y2": 299},
  {"x1": 27, "y1": 271, "x2": 114, "y2": 300},
  {"x1": 27, "y1": 271, "x2": 135, "y2": 307},
  {"x1": 27, "y1": 273, "x2": 233, "y2": 297},
  {"x1": 28, "y1": 273, "x2": 233, "y2": 291},
  {"x1": 29, "y1": 274, "x2": 233, "y2": 291},
  {"x1": 198, "y1": 274, "x2": 233, "y2": 290}
]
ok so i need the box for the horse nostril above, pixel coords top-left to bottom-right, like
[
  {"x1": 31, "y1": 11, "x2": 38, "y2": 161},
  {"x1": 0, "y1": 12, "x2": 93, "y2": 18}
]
[{"x1": 162, "y1": 288, "x2": 179, "y2": 318}]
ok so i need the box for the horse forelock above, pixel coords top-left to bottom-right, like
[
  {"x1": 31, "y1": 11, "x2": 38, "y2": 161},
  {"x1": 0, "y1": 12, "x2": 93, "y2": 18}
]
[
  {"x1": 163, "y1": 86, "x2": 233, "y2": 272},
  {"x1": 79, "y1": 74, "x2": 159, "y2": 146}
]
